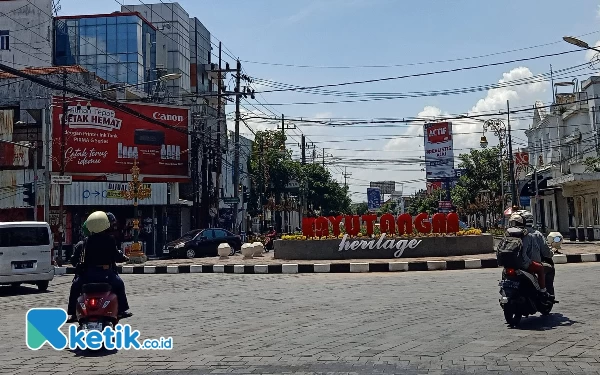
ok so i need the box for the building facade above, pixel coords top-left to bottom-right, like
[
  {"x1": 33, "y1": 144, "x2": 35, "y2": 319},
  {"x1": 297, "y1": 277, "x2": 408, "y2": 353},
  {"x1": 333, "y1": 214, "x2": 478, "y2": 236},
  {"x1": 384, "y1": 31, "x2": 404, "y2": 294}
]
[
  {"x1": 120, "y1": 2, "x2": 191, "y2": 100},
  {"x1": 525, "y1": 77, "x2": 600, "y2": 240},
  {"x1": 53, "y1": 12, "x2": 157, "y2": 89},
  {"x1": 0, "y1": 0, "x2": 54, "y2": 69}
]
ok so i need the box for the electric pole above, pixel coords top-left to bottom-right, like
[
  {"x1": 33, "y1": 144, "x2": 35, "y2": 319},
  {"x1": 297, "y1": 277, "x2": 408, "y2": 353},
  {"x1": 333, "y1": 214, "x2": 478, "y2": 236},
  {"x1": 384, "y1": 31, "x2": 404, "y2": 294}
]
[
  {"x1": 322, "y1": 148, "x2": 326, "y2": 167},
  {"x1": 233, "y1": 59, "x2": 241, "y2": 234},
  {"x1": 301, "y1": 135, "x2": 306, "y2": 164},
  {"x1": 343, "y1": 167, "x2": 352, "y2": 189},
  {"x1": 57, "y1": 69, "x2": 67, "y2": 266},
  {"x1": 506, "y1": 100, "x2": 517, "y2": 209},
  {"x1": 215, "y1": 41, "x2": 222, "y2": 228},
  {"x1": 44, "y1": 107, "x2": 50, "y2": 223}
]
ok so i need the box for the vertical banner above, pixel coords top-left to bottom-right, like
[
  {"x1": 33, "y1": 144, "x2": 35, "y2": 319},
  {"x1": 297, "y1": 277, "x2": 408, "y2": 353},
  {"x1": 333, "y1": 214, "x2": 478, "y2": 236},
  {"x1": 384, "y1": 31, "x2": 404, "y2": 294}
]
[
  {"x1": 367, "y1": 187, "x2": 381, "y2": 212},
  {"x1": 424, "y1": 122, "x2": 454, "y2": 180}
]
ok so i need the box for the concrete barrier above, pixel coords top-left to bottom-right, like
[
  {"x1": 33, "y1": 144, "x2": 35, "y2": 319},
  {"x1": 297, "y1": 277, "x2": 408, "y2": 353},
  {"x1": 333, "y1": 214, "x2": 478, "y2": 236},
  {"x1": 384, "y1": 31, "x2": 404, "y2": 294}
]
[{"x1": 274, "y1": 234, "x2": 494, "y2": 260}]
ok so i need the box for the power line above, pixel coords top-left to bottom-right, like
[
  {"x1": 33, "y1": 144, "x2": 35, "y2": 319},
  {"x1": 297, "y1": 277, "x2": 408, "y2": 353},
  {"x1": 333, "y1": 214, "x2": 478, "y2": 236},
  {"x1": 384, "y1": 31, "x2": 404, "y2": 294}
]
[
  {"x1": 254, "y1": 49, "x2": 582, "y2": 93},
  {"x1": 239, "y1": 29, "x2": 600, "y2": 69}
]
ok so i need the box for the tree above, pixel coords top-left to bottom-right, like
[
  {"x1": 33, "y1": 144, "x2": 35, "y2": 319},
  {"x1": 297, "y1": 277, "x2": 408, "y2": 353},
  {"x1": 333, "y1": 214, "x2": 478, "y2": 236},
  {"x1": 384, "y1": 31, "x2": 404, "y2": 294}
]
[
  {"x1": 351, "y1": 202, "x2": 369, "y2": 215},
  {"x1": 301, "y1": 163, "x2": 351, "y2": 216},
  {"x1": 248, "y1": 130, "x2": 351, "y2": 225},
  {"x1": 407, "y1": 189, "x2": 439, "y2": 215},
  {"x1": 451, "y1": 146, "x2": 507, "y2": 217}
]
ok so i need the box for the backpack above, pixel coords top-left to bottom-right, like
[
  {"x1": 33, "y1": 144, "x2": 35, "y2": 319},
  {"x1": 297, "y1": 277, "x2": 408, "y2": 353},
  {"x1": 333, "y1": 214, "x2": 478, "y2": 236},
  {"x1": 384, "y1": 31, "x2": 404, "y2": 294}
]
[{"x1": 496, "y1": 227, "x2": 526, "y2": 268}]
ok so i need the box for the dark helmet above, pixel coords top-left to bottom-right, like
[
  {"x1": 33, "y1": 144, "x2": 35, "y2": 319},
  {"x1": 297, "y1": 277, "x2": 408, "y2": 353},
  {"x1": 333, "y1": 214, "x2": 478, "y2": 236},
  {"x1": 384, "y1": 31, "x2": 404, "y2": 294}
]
[{"x1": 106, "y1": 212, "x2": 117, "y2": 229}]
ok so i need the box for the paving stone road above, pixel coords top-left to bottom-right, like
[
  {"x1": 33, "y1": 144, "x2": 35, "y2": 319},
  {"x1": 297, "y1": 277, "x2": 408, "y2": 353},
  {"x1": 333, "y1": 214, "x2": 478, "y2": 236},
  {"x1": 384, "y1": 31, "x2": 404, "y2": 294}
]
[{"x1": 1, "y1": 263, "x2": 600, "y2": 374}]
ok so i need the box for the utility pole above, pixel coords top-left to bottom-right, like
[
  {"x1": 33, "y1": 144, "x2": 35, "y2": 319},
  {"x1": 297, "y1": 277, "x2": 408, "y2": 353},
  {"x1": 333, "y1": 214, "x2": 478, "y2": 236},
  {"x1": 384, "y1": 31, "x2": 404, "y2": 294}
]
[
  {"x1": 215, "y1": 41, "x2": 222, "y2": 228},
  {"x1": 301, "y1": 135, "x2": 306, "y2": 164},
  {"x1": 57, "y1": 69, "x2": 67, "y2": 266},
  {"x1": 233, "y1": 59, "x2": 241, "y2": 234},
  {"x1": 33, "y1": 140, "x2": 38, "y2": 221},
  {"x1": 506, "y1": 100, "x2": 518, "y2": 209},
  {"x1": 343, "y1": 167, "x2": 352, "y2": 189},
  {"x1": 43, "y1": 108, "x2": 50, "y2": 223},
  {"x1": 191, "y1": 113, "x2": 200, "y2": 228},
  {"x1": 322, "y1": 148, "x2": 326, "y2": 167}
]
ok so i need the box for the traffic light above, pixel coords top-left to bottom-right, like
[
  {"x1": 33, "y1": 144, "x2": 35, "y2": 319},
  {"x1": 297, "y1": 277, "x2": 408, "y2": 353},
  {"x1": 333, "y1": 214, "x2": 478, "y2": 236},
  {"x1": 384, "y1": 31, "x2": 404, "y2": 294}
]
[{"x1": 23, "y1": 182, "x2": 35, "y2": 206}]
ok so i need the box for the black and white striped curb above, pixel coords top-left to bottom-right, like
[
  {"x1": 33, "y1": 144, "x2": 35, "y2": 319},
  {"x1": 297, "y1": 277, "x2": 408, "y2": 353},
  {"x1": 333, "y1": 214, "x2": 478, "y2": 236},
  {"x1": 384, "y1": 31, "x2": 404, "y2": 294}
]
[{"x1": 53, "y1": 253, "x2": 600, "y2": 275}]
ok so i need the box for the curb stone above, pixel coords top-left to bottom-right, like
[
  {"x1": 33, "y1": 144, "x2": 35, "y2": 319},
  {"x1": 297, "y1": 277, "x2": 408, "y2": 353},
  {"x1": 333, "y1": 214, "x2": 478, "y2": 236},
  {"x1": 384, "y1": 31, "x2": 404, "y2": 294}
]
[{"x1": 53, "y1": 253, "x2": 600, "y2": 275}]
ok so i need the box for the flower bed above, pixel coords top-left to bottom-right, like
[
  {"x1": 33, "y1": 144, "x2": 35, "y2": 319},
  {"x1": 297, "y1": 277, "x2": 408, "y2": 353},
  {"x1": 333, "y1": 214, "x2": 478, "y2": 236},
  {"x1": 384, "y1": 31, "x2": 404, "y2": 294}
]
[{"x1": 281, "y1": 228, "x2": 482, "y2": 241}]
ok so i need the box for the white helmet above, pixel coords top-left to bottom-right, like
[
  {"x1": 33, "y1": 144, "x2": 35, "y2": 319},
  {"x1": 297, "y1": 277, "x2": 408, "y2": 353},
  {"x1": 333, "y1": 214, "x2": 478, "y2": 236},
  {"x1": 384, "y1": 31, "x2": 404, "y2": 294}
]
[
  {"x1": 508, "y1": 213, "x2": 525, "y2": 228},
  {"x1": 517, "y1": 210, "x2": 534, "y2": 228},
  {"x1": 85, "y1": 211, "x2": 110, "y2": 234}
]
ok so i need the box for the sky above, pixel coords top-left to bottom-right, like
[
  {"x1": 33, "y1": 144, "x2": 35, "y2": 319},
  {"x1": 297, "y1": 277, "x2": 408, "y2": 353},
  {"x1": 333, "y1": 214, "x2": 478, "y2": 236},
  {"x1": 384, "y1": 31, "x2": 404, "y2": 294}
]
[{"x1": 58, "y1": 0, "x2": 600, "y2": 202}]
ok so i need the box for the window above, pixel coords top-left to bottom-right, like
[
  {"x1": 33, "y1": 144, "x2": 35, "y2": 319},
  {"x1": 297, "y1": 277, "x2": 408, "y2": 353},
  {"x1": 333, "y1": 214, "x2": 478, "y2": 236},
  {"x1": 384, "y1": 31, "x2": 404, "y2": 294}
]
[
  {"x1": 0, "y1": 227, "x2": 49, "y2": 247},
  {"x1": 0, "y1": 30, "x2": 9, "y2": 50},
  {"x1": 593, "y1": 197, "x2": 599, "y2": 225},
  {"x1": 201, "y1": 230, "x2": 215, "y2": 239},
  {"x1": 213, "y1": 230, "x2": 228, "y2": 238},
  {"x1": 180, "y1": 230, "x2": 200, "y2": 241}
]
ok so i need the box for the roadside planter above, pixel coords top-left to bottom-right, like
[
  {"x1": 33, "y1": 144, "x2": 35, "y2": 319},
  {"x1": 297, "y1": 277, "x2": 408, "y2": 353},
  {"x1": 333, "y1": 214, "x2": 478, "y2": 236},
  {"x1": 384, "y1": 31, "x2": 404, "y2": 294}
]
[{"x1": 275, "y1": 212, "x2": 494, "y2": 260}]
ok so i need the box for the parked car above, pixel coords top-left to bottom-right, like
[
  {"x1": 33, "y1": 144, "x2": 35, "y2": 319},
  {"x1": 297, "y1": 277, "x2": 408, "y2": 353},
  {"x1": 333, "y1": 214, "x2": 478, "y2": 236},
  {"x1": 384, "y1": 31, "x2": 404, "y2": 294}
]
[
  {"x1": 162, "y1": 228, "x2": 242, "y2": 259},
  {"x1": 0, "y1": 221, "x2": 55, "y2": 291}
]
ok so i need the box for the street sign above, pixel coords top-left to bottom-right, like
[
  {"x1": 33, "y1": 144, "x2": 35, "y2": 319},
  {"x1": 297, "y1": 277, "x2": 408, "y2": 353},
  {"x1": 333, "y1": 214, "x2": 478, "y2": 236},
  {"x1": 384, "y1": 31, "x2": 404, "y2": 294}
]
[
  {"x1": 222, "y1": 197, "x2": 240, "y2": 204},
  {"x1": 51, "y1": 175, "x2": 72, "y2": 185}
]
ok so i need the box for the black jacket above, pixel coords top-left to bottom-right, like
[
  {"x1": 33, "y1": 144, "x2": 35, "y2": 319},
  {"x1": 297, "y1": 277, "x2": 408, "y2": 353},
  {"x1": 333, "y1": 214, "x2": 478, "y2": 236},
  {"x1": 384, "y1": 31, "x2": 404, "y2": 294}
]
[{"x1": 71, "y1": 233, "x2": 127, "y2": 269}]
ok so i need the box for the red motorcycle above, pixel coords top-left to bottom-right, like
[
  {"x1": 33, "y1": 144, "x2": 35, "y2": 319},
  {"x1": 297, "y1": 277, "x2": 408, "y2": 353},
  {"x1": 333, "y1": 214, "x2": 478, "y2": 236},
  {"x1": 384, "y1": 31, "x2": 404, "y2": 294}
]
[{"x1": 75, "y1": 283, "x2": 120, "y2": 332}]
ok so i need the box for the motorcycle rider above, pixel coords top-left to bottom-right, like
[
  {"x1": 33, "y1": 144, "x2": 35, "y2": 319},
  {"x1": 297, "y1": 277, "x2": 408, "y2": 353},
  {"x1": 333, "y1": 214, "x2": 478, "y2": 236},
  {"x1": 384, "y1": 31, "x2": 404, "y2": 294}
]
[
  {"x1": 67, "y1": 211, "x2": 132, "y2": 323},
  {"x1": 509, "y1": 211, "x2": 553, "y2": 300},
  {"x1": 519, "y1": 210, "x2": 556, "y2": 297}
]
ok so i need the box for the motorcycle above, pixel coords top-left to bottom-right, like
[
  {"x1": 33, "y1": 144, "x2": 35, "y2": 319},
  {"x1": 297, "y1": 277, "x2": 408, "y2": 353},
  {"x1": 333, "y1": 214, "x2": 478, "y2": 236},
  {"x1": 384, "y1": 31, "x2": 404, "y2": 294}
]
[
  {"x1": 263, "y1": 236, "x2": 274, "y2": 252},
  {"x1": 75, "y1": 282, "x2": 124, "y2": 336},
  {"x1": 498, "y1": 256, "x2": 558, "y2": 327}
]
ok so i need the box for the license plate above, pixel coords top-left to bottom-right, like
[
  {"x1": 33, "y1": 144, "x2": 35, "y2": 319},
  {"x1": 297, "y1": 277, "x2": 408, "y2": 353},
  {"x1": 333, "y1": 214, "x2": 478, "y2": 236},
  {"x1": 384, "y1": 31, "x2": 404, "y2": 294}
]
[
  {"x1": 163, "y1": 248, "x2": 170, "y2": 254},
  {"x1": 84, "y1": 322, "x2": 102, "y2": 331},
  {"x1": 12, "y1": 261, "x2": 34, "y2": 270},
  {"x1": 500, "y1": 280, "x2": 520, "y2": 289}
]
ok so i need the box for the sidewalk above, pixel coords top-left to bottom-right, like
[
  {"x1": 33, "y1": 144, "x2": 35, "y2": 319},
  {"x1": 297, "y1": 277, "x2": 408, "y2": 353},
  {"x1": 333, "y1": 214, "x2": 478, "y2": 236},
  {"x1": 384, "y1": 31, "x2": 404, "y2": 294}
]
[{"x1": 54, "y1": 243, "x2": 600, "y2": 275}]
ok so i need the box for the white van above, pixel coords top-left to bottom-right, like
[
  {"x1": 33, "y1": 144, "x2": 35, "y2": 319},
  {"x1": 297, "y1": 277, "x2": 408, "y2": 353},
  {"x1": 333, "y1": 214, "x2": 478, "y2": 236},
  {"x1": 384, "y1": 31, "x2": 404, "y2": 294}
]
[{"x1": 0, "y1": 222, "x2": 55, "y2": 291}]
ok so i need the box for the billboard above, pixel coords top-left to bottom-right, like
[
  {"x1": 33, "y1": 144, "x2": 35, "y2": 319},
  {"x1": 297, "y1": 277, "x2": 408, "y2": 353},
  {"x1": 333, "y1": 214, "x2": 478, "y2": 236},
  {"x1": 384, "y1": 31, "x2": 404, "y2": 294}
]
[
  {"x1": 51, "y1": 97, "x2": 189, "y2": 178},
  {"x1": 370, "y1": 181, "x2": 395, "y2": 195},
  {"x1": 367, "y1": 187, "x2": 381, "y2": 211},
  {"x1": 424, "y1": 122, "x2": 454, "y2": 180}
]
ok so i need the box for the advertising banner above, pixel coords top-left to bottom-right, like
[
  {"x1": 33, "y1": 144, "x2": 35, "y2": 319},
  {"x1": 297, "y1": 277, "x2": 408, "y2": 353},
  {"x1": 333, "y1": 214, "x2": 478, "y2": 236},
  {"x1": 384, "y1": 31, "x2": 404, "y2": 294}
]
[
  {"x1": 423, "y1": 122, "x2": 454, "y2": 180},
  {"x1": 51, "y1": 97, "x2": 189, "y2": 178},
  {"x1": 367, "y1": 187, "x2": 382, "y2": 211}
]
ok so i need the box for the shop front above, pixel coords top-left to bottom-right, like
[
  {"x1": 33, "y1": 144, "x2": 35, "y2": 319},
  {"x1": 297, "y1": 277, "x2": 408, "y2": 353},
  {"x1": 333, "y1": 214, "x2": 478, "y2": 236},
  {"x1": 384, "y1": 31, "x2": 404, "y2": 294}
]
[
  {"x1": 548, "y1": 172, "x2": 600, "y2": 241},
  {"x1": 51, "y1": 181, "x2": 178, "y2": 257}
]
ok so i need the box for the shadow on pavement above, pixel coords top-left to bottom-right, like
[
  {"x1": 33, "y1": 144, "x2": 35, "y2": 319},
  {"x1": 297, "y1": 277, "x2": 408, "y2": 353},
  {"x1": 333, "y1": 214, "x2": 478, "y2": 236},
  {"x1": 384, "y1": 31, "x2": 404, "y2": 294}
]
[
  {"x1": 0, "y1": 285, "x2": 52, "y2": 297},
  {"x1": 517, "y1": 313, "x2": 579, "y2": 331},
  {"x1": 72, "y1": 348, "x2": 118, "y2": 357}
]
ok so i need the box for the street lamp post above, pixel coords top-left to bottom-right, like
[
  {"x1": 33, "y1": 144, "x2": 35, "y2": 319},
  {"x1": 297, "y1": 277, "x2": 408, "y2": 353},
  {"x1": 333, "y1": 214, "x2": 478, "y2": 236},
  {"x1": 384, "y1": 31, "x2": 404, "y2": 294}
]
[
  {"x1": 121, "y1": 159, "x2": 151, "y2": 263},
  {"x1": 479, "y1": 116, "x2": 518, "y2": 212}
]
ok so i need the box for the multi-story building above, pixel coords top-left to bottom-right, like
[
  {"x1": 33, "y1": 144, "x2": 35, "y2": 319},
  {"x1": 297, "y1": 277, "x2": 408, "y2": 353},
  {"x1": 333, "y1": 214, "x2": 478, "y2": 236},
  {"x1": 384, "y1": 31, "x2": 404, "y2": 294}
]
[
  {"x1": 120, "y1": 2, "x2": 191, "y2": 100},
  {"x1": 525, "y1": 77, "x2": 600, "y2": 240},
  {"x1": 0, "y1": 0, "x2": 54, "y2": 69},
  {"x1": 53, "y1": 12, "x2": 157, "y2": 91}
]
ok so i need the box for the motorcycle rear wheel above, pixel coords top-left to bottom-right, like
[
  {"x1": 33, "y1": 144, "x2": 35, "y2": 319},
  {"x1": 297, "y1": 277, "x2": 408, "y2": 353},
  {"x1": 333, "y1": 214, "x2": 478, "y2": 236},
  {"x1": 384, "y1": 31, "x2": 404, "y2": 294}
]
[{"x1": 503, "y1": 306, "x2": 522, "y2": 327}]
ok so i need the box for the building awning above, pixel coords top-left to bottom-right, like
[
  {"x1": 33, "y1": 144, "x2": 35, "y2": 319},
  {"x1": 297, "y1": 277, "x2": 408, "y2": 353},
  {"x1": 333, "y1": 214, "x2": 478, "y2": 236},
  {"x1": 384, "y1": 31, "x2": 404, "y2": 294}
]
[{"x1": 520, "y1": 176, "x2": 552, "y2": 197}]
